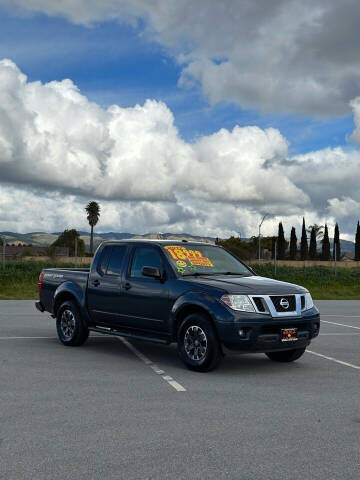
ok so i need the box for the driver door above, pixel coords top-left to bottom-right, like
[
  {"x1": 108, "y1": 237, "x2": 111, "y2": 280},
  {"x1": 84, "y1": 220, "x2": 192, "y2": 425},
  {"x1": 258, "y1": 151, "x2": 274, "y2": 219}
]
[{"x1": 120, "y1": 246, "x2": 171, "y2": 332}]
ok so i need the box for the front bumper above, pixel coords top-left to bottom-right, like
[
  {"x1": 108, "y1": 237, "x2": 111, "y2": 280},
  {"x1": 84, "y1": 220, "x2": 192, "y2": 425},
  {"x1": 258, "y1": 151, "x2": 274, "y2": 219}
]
[{"x1": 216, "y1": 308, "x2": 320, "y2": 353}]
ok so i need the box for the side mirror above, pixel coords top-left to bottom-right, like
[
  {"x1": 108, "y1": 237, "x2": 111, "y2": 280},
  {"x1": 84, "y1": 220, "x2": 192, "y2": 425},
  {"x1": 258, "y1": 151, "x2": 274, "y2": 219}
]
[{"x1": 142, "y1": 266, "x2": 162, "y2": 279}]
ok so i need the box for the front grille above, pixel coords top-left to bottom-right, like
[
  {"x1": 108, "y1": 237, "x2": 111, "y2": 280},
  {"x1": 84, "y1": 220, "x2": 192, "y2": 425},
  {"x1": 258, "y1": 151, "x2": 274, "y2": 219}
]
[
  {"x1": 253, "y1": 297, "x2": 266, "y2": 312},
  {"x1": 270, "y1": 295, "x2": 296, "y2": 312},
  {"x1": 301, "y1": 296, "x2": 305, "y2": 310}
]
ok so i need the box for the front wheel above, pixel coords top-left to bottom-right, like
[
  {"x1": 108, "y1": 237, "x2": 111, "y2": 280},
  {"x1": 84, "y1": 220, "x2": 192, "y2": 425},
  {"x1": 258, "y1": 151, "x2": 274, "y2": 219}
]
[
  {"x1": 56, "y1": 301, "x2": 89, "y2": 346},
  {"x1": 265, "y1": 347, "x2": 306, "y2": 363},
  {"x1": 177, "y1": 313, "x2": 222, "y2": 372}
]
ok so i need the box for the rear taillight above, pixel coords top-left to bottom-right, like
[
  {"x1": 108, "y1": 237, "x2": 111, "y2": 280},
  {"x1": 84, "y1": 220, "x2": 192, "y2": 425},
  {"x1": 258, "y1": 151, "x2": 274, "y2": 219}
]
[{"x1": 38, "y1": 273, "x2": 44, "y2": 293}]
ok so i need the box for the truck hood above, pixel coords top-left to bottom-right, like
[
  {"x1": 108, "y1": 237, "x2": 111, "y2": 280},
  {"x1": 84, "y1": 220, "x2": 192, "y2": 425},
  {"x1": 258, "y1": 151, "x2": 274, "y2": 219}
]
[{"x1": 183, "y1": 275, "x2": 306, "y2": 295}]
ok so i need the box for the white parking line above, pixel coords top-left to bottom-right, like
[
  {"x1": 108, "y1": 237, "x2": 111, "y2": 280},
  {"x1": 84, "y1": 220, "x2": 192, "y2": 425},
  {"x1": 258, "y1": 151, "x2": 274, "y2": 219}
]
[
  {"x1": 320, "y1": 333, "x2": 360, "y2": 335},
  {"x1": 0, "y1": 336, "x2": 55, "y2": 339},
  {"x1": 321, "y1": 320, "x2": 360, "y2": 330},
  {"x1": 307, "y1": 350, "x2": 360, "y2": 370},
  {"x1": 117, "y1": 337, "x2": 186, "y2": 392},
  {"x1": 0, "y1": 335, "x2": 106, "y2": 340}
]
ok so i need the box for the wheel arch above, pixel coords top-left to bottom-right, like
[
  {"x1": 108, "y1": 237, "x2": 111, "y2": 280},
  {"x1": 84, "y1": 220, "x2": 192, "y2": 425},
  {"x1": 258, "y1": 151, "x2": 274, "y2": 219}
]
[
  {"x1": 53, "y1": 291, "x2": 80, "y2": 317},
  {"x1": 172, "y1": 303, "x2": 220, "y2": 344}
]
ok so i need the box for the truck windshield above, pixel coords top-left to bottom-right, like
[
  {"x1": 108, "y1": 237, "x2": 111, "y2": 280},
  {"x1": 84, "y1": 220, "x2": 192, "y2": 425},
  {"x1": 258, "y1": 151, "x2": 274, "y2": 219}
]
[{"x1": 163, "y1": 244, "x2": 251, "y2": 276}]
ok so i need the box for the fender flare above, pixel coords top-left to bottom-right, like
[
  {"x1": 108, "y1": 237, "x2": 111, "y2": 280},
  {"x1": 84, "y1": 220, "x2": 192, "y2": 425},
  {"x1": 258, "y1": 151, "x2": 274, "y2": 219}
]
[
  {"x1": 170, "y1": 291, "x2": 233, "y2": 341},
  {"x1": 53, "y1": 282, "x2": 90, "y2": 325}
]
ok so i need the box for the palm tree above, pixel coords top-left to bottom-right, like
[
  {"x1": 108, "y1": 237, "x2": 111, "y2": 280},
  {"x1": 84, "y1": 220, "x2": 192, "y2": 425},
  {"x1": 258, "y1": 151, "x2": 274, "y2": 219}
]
[
  {"x1": 85, "y1": 201, "x2": 100, "y2": 255},
  {"x1": 307, "y1": 224, "x2": 324, "y2": 240}
]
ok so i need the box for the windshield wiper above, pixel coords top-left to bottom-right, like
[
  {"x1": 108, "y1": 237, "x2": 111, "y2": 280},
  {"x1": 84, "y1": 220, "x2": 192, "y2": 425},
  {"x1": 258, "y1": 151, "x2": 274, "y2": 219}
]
[
  {"x1": 216, "y1": 272, "x2": 246, "y2": 275},
  {"x1": 182, "y1": 271, "x2": 245, "y2": 277},
  {"x1": 182, "y1": 272, "x2": 217, "y2": 277}
]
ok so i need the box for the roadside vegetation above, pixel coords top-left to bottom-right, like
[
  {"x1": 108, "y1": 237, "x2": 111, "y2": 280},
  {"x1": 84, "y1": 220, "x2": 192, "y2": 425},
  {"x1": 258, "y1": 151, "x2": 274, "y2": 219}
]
[
  {"x1": 253, "y1": 264, "x2": 360, "y2": 300},
  {"x1": 0, "y1": 260, "x2": 359, "y2": 300},
  {"x1": 0, "y1": 261, "x2": 77, "y2": 300}
]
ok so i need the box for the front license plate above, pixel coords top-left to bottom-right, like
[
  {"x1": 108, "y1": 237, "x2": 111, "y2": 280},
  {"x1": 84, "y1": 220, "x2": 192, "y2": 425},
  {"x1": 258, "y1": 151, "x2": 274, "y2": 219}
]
[{"x1": 281, "y1": 327, "x2": 298, "y2": 342}]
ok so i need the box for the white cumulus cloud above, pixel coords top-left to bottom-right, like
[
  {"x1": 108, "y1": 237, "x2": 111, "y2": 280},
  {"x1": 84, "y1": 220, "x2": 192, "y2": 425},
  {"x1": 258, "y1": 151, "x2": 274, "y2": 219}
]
[{"x1": 0, "y1": 59, "x2": 359, "y2": 238}]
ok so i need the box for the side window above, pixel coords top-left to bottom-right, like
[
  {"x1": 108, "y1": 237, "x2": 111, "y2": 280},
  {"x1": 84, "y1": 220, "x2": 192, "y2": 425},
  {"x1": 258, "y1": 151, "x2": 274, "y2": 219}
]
[
  {"x1": 106, "y1": 246, "x2": 127, "y2": 276},
  {"x1": 98, "y1": 246, "x2": 112, "y2": 275},
  {"x1": 130, "y1": 247, "x2": 162, "y2": 278}
]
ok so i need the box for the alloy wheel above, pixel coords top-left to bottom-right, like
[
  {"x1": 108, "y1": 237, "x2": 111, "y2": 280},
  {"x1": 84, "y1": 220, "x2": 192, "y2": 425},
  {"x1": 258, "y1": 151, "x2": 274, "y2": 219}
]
[
  {"x1": 60, "y1": 309, "x2": 76, "y2": 339},
  {"x1": 184, "y1": 325, "x2": 208, "y2": 361}
]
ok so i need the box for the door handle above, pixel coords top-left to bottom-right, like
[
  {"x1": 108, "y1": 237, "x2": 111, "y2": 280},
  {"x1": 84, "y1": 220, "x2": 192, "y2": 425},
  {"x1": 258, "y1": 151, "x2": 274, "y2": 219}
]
[
  {"x1": 123, "y1": 282, "x2": 132, "y2": 290},
  {"x1": 92, "y1": 279, "x2": 100, "y2": 287}
]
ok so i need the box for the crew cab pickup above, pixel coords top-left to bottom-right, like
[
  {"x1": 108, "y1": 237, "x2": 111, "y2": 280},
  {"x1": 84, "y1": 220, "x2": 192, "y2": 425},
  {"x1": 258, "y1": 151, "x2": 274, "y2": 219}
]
[{"x1": 36, "y1": 240, "x2": 320, "y2": 371}]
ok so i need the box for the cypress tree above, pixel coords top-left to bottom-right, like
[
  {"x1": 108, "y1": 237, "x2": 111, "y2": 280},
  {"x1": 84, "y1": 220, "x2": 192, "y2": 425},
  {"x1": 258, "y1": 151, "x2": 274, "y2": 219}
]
[
  {"x1": 277, "y1": 222, "x2": 286, "y2": 259},
  {"x1": 333, "y1": 223, "x2": 341, "y2": 260},
  {"x1": 321, "y1": 224, "x2": 331, "y2": 261},
  {"x1": 289, "y1": 227, "x2": 297, "y2": 260},
  {"x1": 355, "y1": 221, "x2": 360, "y2": 261},
  {"x1": 300, "y1": 217, "x2": 308, "y2": 260},
  {"x1": 309, "y1": 227, "x2": 317, "y2": 259}
]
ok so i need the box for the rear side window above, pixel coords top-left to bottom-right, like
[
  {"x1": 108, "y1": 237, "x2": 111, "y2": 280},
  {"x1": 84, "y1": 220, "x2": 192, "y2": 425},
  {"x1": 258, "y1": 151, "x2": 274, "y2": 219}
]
[
  {"x1": 130, "y1": 247, "x2": 162, "y2": 278},
  {"x1": 98, "y1": 246, "x2": 112, "y2": 274},
  {"x1": 106, "y1": 246, "x2": 127, "y2": 276}
]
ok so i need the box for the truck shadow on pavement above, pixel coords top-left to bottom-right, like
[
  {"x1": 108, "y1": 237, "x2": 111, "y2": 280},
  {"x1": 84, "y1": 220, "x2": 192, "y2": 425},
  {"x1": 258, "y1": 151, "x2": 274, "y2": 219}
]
[{"x1": 82, "y1": 334, "x2": 312, "y2": 376}]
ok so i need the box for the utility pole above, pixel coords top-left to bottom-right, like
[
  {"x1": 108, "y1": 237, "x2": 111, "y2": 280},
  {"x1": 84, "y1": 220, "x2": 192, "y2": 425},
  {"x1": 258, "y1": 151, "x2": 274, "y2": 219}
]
[
  {"x1": 258, "y1": 214, "x2": 268, "y2": 266},
  {"x1": 2, "y1": 237, "x2": 5, "y2": 270},
  {"x1": 74, "y1": 237, "x2": 78, "y2": 268}
]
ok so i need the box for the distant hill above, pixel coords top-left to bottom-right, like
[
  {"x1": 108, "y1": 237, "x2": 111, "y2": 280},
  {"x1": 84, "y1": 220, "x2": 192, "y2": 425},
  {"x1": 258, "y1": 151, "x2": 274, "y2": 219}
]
[
  {"x1": 0, "y1": 231, "x2": 217, "y2": 249},
  {"x1": 0, "y1": 231, "x2": 355, "y2": 253}
]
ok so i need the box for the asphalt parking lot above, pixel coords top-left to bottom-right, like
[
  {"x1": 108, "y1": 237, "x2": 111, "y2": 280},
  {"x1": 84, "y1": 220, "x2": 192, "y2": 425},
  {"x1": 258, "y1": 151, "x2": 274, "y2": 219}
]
[{"x1": 1, "y1": 300, "x2": 359, "y2": 480}]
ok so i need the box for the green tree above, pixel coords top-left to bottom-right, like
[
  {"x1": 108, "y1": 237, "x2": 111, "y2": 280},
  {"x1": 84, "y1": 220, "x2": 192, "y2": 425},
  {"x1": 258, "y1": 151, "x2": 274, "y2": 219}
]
[
  {"x1": 218, "y1": 236, "x2": 253, "y2": 260},
  {"x1": 355, "y1": 221, "x2": 360, "y2": 261},
  {"x1": 277, "y1": 222, "x2": 286, "y2": 259},
  {"x1": 289, "y1": 227, "x2": 297, "y2": 260},
  {"x1": 300, "y1": 217, "x2": 308, "y2": 260},
  {"x1": 321, "y1": 224, "x2": 331, "y2": 261},
  {"x1": 85, "y1": 201, "x2": 101, "y2": 254},
  {"x1": 50, "y1": 229, "x2": 85, "y2": 257},
  {"x1": 309, "y1": 227, "x2": 317, "y2": 260},
  {"x1": 333, "y1": 223, "x2": 341, "y2": 260}
]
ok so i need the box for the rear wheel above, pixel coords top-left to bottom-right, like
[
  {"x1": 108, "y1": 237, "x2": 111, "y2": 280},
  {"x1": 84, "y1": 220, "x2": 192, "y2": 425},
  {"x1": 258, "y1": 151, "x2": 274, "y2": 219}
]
[
  {"x1": 265, "y1": 347, "x2": 306, "y2": 363},
  {"x1": 56, "y1": 301, "x2": 89, "y2": 346},
  {"x1": 177, "y1": 313, "x2": 222, "y2": 372}
]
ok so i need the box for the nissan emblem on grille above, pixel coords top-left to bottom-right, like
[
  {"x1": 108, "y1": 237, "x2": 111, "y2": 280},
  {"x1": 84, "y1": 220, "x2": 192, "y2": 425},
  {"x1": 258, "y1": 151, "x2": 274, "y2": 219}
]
[{"x1": 280, "y1": 298, "x2": 290, "y2": 309}]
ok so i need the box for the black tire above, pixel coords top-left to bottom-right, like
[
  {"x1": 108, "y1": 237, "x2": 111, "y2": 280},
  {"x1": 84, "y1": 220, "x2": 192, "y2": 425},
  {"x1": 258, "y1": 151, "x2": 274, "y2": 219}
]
[
  {"x1": 265, "y1": 347, "x2": 306, "y2": 363},
  {"x1": 56, "y1": 301, "x2": 89, "y2": 346},
  {"x1": 177, "y1": 313, "x2": 222, "y2": 372}
]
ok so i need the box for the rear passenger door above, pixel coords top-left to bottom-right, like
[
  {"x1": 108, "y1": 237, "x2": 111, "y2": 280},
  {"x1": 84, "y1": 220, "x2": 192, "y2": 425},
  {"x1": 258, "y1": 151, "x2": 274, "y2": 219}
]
[{"x1": 87, "y1": 245, "x2": 128, "y2": 325}]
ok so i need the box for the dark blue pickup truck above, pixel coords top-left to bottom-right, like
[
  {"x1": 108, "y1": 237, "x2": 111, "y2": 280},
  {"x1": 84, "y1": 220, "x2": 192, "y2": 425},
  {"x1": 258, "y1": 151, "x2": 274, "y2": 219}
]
[{"x1": 36, "y1": 240, "x2": 320, "y2": 371}]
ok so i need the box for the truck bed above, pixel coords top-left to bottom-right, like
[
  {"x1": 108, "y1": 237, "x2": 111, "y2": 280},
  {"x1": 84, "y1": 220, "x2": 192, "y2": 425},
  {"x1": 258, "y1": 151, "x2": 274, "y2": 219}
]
[{"x1": 40, "y1": 268, "x2": 90, "y2": 313}]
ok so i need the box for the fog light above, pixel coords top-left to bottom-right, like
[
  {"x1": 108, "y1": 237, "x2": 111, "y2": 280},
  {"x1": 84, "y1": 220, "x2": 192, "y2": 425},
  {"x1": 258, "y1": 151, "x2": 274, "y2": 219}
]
[{"x1": 238, "y1": 329, "x2": 246, "y2": 338}]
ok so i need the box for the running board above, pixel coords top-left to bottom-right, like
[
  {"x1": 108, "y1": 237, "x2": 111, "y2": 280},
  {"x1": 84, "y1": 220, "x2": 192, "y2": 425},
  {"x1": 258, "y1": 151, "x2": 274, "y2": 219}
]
[{"x1": 88, "y1": 326, "x2": 171, "y2": 345}]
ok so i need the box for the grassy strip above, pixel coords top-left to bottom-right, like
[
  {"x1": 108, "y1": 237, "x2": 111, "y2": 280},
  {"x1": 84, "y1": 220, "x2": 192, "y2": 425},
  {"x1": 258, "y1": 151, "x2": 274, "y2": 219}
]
[
  {"x1": 0, "y1": 261, "x2": 78, "y2": 300},
  {"x1": 0, "y1": 261, "x2": 359, "y2": 300},
  {"x1": 253, "y1": 264, "x2": 360, "y2": 300}
]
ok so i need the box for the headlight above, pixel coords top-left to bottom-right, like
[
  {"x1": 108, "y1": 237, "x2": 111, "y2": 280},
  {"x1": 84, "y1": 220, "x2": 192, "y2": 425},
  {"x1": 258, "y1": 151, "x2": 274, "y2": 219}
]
[
  {"x1": 303, "y1": 292, "x2": 314, "y2": 310},
  {"x1": 221, "y1": 294, "x2": 255, "y2": 312}
]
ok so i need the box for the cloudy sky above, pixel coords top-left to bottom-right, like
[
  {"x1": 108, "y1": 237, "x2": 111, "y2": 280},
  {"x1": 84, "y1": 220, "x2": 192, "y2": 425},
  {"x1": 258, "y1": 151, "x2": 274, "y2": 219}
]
[{"x1": 0, "y1": 0, "x2": 360, "y2": 239}]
